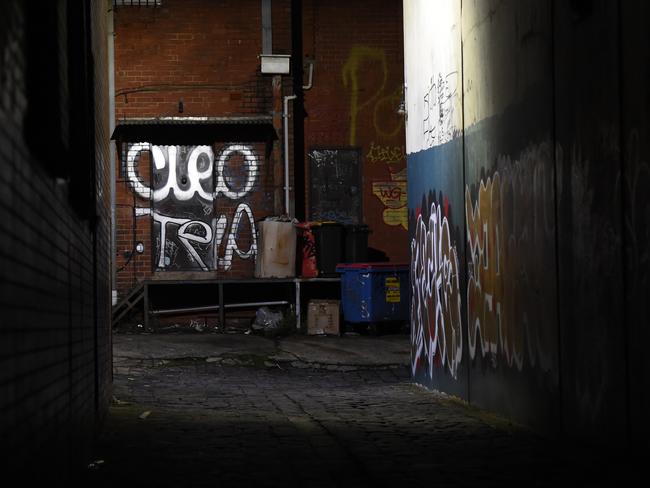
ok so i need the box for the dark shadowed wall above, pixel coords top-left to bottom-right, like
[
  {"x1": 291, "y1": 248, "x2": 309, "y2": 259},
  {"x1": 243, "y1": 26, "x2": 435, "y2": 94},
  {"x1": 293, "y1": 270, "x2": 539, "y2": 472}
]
[{"x1": 0, "y1": 0, "x2": 112, "y2": 479}]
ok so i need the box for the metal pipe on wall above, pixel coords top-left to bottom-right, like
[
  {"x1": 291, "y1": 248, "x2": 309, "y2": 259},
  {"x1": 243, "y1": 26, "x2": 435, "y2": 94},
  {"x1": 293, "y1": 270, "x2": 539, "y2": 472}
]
[
  {"x1": 303, "y1": 61, "x2": 314, "y2": 90},
  {"x1": 283, "y1": 94, "x2": 297, "y2": 216},
  {"x1": 282, "y1": 63, "x2": 313, "y2": 217},
  {"x1": 150, "y1": 300, "x2": 290, "y2": 315},
  {"x1": 261, "y1": 0, "x2": 272, "y2": 55},
  {"x1": 108, "y1": 2, "x2": 117, "y2": 306}
]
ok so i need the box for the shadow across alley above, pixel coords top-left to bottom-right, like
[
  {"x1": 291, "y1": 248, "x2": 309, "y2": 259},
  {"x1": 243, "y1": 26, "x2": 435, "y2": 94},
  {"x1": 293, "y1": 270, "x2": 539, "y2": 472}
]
[{"x1": 76, "y1": 332, "x2": 641, "y2": 487}]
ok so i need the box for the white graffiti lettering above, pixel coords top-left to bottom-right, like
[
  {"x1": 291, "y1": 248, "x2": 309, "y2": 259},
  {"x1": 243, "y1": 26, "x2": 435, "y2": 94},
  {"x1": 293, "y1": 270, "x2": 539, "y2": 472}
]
[
  {"x1": 220, "y1": 203, "x2": 257, "y2": 270},
  {"x1": 215, "y1": 145, "x2": 258, "y2": 200},
  {"x1": 178, "y1": 220, "x2": 213, "y2": 271},
  {"x1": 127, "y1": 143, "x2": 259, "y2": 202},
  {"x1": 147, "y1": 204, "x2": 257, "y2": 272},
  {"x1": 410, "y1": 201, "x2": 463, "y2": 379}
]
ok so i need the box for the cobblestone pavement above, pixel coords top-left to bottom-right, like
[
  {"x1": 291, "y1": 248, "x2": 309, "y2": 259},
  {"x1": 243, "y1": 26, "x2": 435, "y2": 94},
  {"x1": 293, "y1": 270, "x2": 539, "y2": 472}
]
[{"x1": 81, "y1": 359, "x2": 640, "y2": 487}]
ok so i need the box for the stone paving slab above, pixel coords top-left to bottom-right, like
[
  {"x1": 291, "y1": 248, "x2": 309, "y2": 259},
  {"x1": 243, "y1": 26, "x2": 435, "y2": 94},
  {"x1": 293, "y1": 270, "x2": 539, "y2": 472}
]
[
  {"x1": 277, "y1": 334, "x2": 409, "y2": 367},
  {"x1": 113, "y1": 332, "x2": 278, "y2": 360}
]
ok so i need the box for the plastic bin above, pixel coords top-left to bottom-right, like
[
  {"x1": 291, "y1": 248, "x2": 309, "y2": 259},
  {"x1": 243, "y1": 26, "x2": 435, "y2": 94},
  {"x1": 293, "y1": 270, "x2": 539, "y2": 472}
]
[
  {"x1": 254, "y1": 220, "x2": 297, "y2": 278},
  {"x1": 336, "y1": 262, "x2": 409, "y2": 323},
  {"x1": 312, "y1": 222, "x2": 344, "y2": 277},
  {"x1": 343, "y1": 224, "x2": 371, "y2": 263}
]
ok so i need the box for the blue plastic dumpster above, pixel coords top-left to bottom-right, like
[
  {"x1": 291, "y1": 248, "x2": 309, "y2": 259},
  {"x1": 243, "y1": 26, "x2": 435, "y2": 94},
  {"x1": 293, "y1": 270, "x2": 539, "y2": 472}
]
[{"x1": 335, "y1": 262, "x2": 409, "y2": 323}]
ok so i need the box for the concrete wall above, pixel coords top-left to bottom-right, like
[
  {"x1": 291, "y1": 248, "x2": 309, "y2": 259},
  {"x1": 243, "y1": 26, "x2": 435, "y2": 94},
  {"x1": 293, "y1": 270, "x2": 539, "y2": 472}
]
[
  {"x1": 0, "y1": 0, "x2": 112, "y2": 478},
  {"x1": 405, "y1": 0, "x2": 650, "y2": 443}
]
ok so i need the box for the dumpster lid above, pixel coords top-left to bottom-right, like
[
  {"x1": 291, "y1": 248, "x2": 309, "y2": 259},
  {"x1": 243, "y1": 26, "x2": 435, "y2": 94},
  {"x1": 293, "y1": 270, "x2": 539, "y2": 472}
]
[
  {"x1": 312, "y1": 221, "x2": 343, "y2": 226},
  {"x1": 336, "y1": 262, "x2": 408, "y2": 271}
]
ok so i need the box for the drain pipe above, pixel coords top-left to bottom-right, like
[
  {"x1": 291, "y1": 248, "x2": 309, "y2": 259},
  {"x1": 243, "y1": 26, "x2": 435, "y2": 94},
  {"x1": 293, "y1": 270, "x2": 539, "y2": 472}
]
[
  {"x1": 303, "y1": 60, "x2": 314, "y2": 90},
  {"x1": 282, "y1": 62, "x2": 313, "y2": 217},
  {"x1": 283, "y1": 94, "x2": 297, "y2": 217},
  {"x1": 108, "y1": 5, "x2": 117, "y2": 306}
]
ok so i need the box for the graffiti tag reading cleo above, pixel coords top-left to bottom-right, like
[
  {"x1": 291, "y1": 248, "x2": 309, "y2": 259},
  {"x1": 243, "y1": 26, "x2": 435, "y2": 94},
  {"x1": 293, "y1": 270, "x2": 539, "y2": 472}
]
[{"x1": 127, "y1": 143, "x2": 259, "y2": 271}]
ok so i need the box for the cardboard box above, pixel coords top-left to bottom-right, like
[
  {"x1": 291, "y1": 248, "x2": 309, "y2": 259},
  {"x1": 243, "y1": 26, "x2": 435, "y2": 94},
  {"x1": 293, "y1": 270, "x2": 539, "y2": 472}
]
[
  {"x1": 254, "y1": 220, "x2": 297, "y2": 278},
  {"x1": 307, "y1": 299, "x2": 340, "y2": 335}
]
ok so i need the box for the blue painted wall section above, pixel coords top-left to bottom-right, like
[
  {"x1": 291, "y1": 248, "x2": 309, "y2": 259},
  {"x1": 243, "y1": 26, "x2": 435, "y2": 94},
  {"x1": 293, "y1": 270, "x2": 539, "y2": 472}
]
[{"x1": 408, "y1": 138, "x2": 466, "y2": 399}]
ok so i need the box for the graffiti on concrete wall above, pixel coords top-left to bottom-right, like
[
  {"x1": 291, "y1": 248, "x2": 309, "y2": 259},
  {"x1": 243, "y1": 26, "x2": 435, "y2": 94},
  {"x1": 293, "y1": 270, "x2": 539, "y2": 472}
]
[
  {"x1": 126, "y1": 143, "x2": 259, "y2": 271},
  {"x1": 422, "y1": 72, "x2": 459, "y2": 148},
  {"x1": 465, "y1": 142, "x2": 556, "y2": 372},
  {"x1": 410, "y1": 198, "x2": 463, "y2": 379}
]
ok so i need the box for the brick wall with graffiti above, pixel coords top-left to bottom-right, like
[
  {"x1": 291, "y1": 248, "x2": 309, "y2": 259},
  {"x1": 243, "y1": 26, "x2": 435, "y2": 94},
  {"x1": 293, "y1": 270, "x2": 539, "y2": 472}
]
[
  {"x1": 302, "y1": 0, "x2": 407, "y2": 261},
  {"x1": 117, "y1": 141, "x2": 270, "y2": 282},
  {"x1": 114, "y1": 0, "x2": 408, "y2": 297},
  {"x1": 404, "y1": 0, "x2": 650, "y2": 443},
  {"x1": 113, "y1": 0, "x2": 290, "y2": 296}
]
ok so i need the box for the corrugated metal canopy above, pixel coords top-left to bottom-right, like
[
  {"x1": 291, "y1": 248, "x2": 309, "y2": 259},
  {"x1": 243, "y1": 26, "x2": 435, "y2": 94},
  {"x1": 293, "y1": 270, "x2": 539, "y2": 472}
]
[
  {"x1": 111, "y1": 116, "x2": 278, "y2": 146},
  {"x1": 113, "y1": 1, "x2": 162, "y2": 6}
]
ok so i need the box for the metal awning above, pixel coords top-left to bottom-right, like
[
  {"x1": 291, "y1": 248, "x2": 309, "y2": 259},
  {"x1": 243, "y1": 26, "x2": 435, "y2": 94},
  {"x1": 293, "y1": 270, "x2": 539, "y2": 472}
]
[{"x1": 110, "y1": 116, "x2": 278, "y2": 149}]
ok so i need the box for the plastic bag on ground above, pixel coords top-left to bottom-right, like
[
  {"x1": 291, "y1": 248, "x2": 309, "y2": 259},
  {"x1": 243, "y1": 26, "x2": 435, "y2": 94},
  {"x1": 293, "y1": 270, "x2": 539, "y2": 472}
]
[{"x1": 252, "y1": 307, "x2": 283, "y2": 330}]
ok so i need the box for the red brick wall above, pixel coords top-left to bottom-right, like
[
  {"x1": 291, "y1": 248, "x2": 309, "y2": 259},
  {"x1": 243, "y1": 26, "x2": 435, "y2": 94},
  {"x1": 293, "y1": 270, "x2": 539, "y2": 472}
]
[
  {"x1": 113, "y1": 0, "x2": 406, "y2": 298},
  {"x1": 303, "y1": 0, "x2": 407, "y2": 262},
  {"x1": 114, "y1": 0, "x2": 274, "y2": 119},
  {"x1": 114, "y1": 0, "x2": 291, "y2": 296}
]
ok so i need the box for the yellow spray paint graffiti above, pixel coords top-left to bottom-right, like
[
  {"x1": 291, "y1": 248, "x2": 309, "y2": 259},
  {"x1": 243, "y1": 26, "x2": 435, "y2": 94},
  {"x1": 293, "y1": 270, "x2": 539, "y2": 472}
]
[
  {"x1": 366, "y1": 142, "x2": 405, "y2": 164},
  {"x1": 343, "y1": 45, "x2": 407, "y2": 232},
  {"x1": 342, "y1": 46, "x2": 405, "y2": 146}
]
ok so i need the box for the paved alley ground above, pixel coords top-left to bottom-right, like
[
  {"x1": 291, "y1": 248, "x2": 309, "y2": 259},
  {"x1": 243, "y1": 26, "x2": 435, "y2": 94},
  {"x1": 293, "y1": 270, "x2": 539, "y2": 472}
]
[{"x1": 80, "y1": 333, "x2": 641, "y2": 487}]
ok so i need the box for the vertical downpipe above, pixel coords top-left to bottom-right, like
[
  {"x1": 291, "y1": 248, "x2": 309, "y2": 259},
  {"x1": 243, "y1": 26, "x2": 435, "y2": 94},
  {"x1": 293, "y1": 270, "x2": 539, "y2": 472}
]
[
  {"x1": 108, "y1": 4, "x2": 117, "y2": 307},
  {"x1": 107, "y1": 1, "x2": 116, "y2": 383},
  {"x1": 616, "y1": 0, "x2": 631, "y2": 445},
  {"x1": 550, "y1": 0, "x2": 563, "y2": 436},
  {"x1": 262, "y1": 0, "x2": 272, "y2": 55},
  {"x1": 460, "y1": 0, "x2": 470, "y2": 404},
  {"x1": 291, "y1": 0, "x2": 305, "y2": 220},
  {"x1": 284, "y1": 94, "x2": 298, "y2": 216}
]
